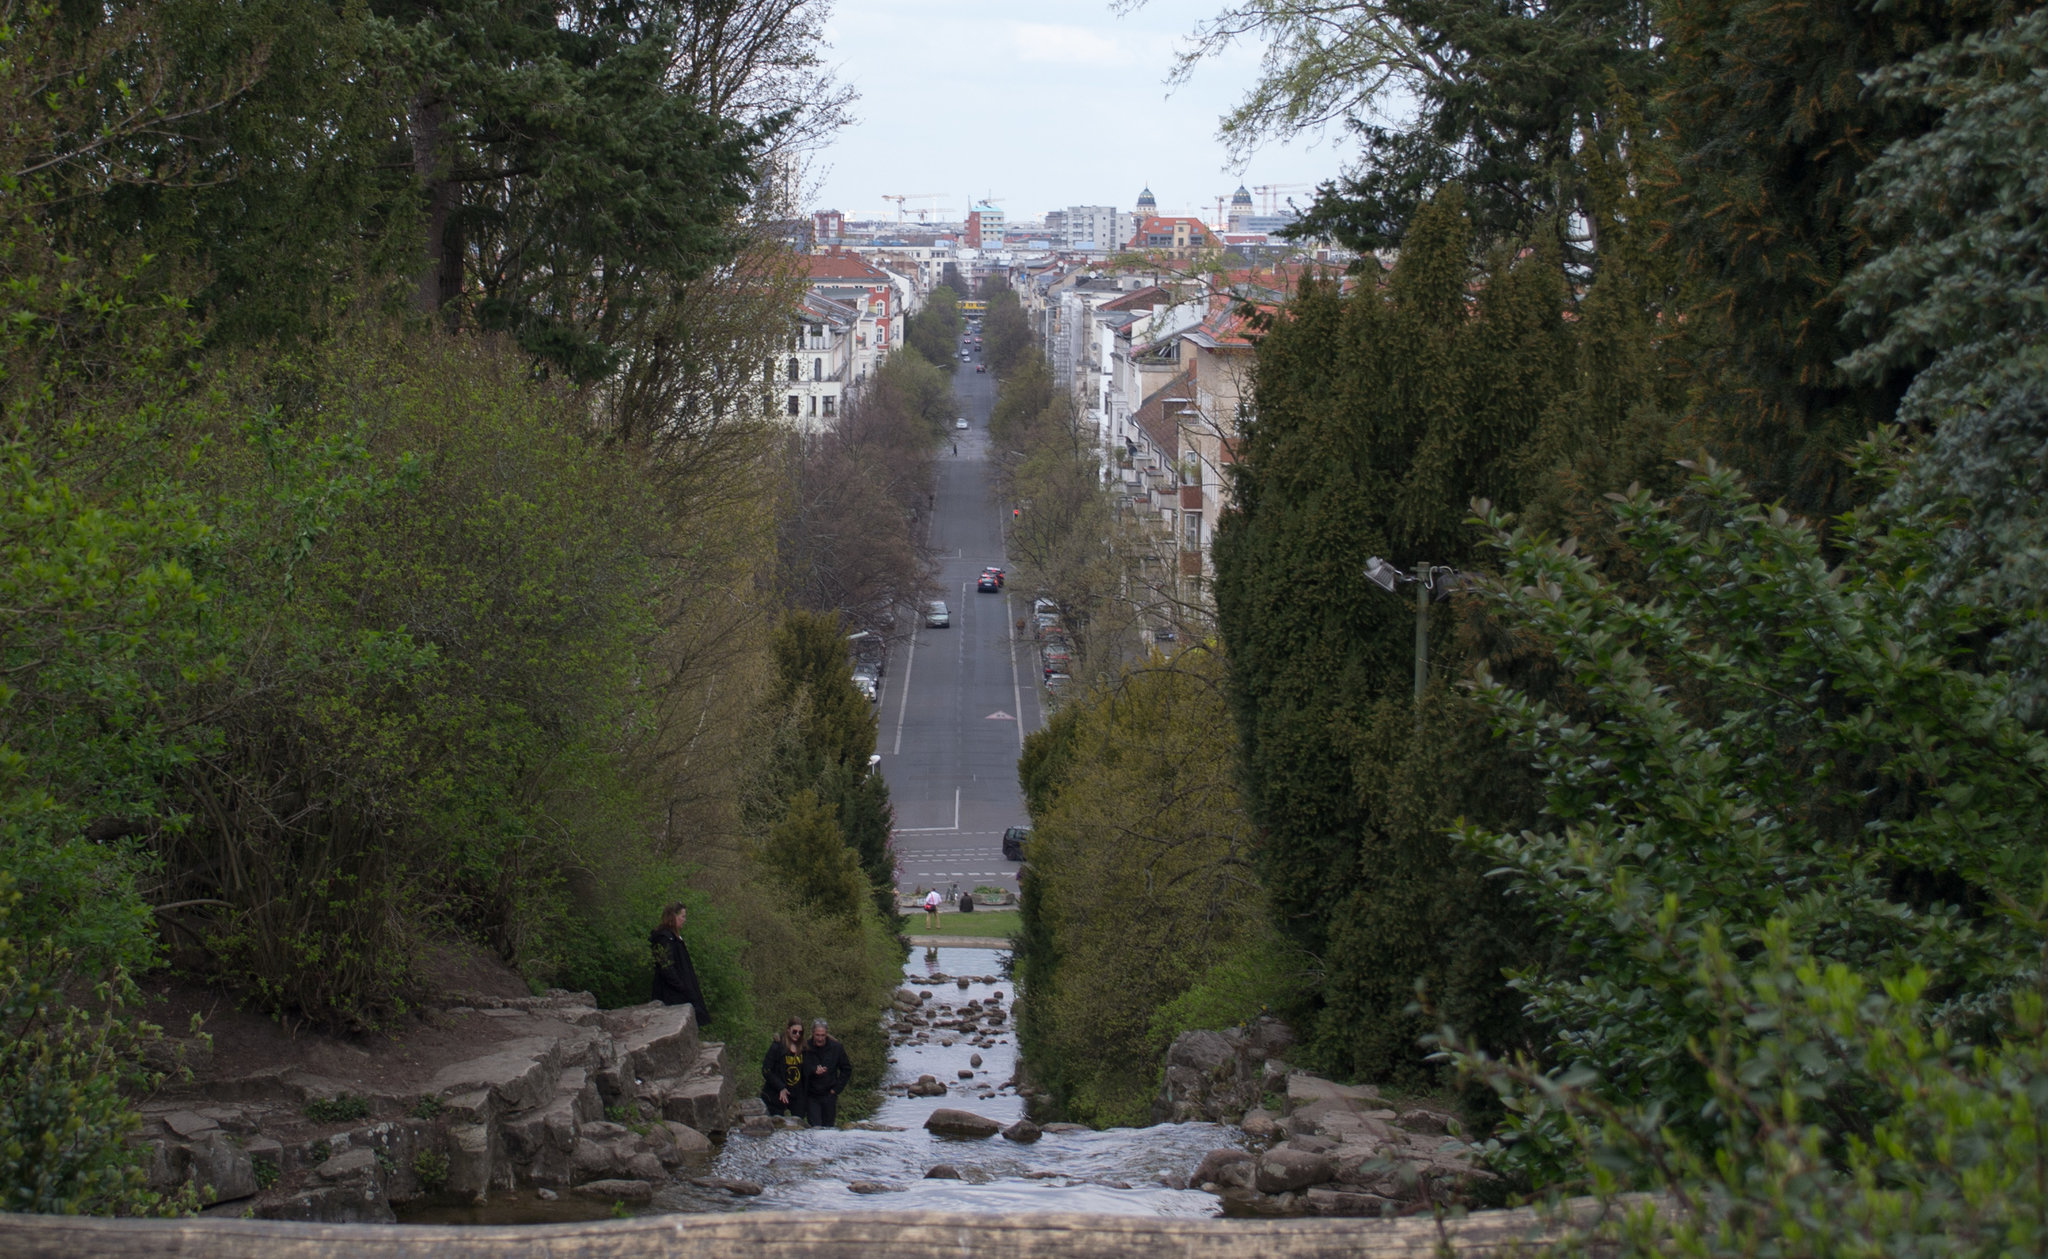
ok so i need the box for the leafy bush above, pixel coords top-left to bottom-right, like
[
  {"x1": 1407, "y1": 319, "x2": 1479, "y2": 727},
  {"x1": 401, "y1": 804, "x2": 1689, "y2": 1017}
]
[
  {"x1": 1014, "y1": 649, "x2": 1273, "y2": 1126},
  {"x1": 411, "y1": 1149, "x2": 448, "y2": 1192},
  {"x1": 302, "y1": 1095, "x2": 370, "y2": 1124},
  {"x1": 1457, "y1": 456, "x2": 2048, "y2": 1195}
]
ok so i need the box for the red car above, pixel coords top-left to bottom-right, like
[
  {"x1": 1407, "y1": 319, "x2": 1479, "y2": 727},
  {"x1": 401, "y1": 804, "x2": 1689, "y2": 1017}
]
[{"x1": 975, "y1": 364, "x2": 986, "y2": 373}]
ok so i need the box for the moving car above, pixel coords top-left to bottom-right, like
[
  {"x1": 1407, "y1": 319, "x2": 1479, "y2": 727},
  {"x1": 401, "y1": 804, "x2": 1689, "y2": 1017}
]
[
  {"x1": 954, "y1": 417, "x2": 969, "y2": 430},
  {"x1": 977, "y1": 572, "x2": 1000, "y2": 592},
  {"x1": 982, "y1": 566, "x2": 1005, "y2": 588},
  {"x1": 925, "y1": 600, "x2": 950, "y2": 628},
  {"x1": 1001, "y1": 826, "x2": 1031, "y2": 861}
]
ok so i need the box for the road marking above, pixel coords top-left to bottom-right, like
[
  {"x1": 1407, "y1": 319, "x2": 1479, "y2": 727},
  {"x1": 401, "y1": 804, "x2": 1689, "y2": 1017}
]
[
  {"x1": 1005, "y1": 593, "x2": 1025, "y2": 751},
  {"x1": 954, "y1": 787, "x2": 961, "y2": 830},
  {"x1": 892, "y1": 623, "x2": 919, "y2": 756},
  {"x1": 985, "y1": 710, "x2": 1013, "y2": 720}
]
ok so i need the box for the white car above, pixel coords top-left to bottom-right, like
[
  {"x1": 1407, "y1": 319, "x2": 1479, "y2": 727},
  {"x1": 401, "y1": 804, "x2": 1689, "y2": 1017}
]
[
  {"x1": 954, "y1": 418, "x2": 969, "y2": 430},
  {"x1": 925, "y1": 600, "x2": 950, "y2": 628}
]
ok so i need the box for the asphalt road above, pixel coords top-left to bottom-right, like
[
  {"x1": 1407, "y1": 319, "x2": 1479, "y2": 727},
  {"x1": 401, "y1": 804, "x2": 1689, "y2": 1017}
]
[{"x1": 875, "y1": 344, "x2": 1042, "y2": 898}]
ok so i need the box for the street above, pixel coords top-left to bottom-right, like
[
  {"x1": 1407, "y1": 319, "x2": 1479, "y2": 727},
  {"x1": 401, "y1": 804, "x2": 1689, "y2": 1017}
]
[{"x1": 875, "y1": 354, "x2": 1042, "y2": 898}]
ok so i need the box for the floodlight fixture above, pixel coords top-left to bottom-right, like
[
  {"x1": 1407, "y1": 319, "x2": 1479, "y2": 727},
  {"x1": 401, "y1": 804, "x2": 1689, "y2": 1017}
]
[{"x1": 1363, "y1": 556, "x2": 1403, "y2": 593}]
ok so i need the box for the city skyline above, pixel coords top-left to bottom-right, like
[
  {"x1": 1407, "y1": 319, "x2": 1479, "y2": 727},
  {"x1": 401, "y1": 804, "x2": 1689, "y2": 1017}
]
[{"x1": 810, "y1": 0, "x2": 1349, "y2": 224}]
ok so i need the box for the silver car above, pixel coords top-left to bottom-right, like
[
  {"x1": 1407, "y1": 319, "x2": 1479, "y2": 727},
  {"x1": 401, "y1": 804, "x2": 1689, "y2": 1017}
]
[{"x1": 925, "y1": 600, "x2": 950, "y2": 628}]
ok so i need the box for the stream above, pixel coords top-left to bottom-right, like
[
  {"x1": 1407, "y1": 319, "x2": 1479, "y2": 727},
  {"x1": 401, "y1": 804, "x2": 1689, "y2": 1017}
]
[{"x1": 649, "y1": 945, "x2": 1241, "y2": 1217}]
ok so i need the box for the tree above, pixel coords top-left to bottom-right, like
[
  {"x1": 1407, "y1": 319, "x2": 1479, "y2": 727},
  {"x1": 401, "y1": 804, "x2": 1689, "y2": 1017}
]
[
  {"x1": 1459, "y1": 456, "x2": 2048, "y2": 1185},
  {"x1": 761, "y1": 789, "x2": 867, "y2": 920},
  {"x1": 1013, "y1": 648, "x2": 1283, "y2": 1125},
  {"x1": 906, "y1": 284, "x2": 961, "y2": 367},
  {"x1": 1213, "y1": 186, "x2": 1581, "y2": 1081},
  {"x1": 1839, "y1": 7, "x2": 2048, "y2": 716}
]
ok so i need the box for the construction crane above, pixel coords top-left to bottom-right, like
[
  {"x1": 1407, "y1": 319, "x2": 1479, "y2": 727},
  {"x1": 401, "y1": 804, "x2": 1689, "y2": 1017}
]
[
  {"x1": 1253, "y1": 183, "x2": 1314, "y2": 216},
  {"x1": 881, "y1": 193, "x2": 947, "y2": 221}
]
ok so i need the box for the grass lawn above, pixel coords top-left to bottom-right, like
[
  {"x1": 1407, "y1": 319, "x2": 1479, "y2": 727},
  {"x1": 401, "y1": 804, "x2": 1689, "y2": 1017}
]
[{"x1": 915, "y1": 909, "x2": 1020, "y2": 938}]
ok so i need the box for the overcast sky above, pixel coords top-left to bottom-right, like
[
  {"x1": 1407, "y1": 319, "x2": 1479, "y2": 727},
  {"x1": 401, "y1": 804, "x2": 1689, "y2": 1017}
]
[{"x1": 810, "y1": 0, "x2": 1349, "y2": 225}]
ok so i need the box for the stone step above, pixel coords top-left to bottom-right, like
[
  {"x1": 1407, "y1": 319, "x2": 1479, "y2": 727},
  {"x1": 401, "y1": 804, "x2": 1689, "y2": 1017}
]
[
  {"x1": 427, "y1": 1035, "x2": 566, "y2": 1116},
  {"x1": 604, "y1": 1003, "x2": 700, "y2": 1084}
]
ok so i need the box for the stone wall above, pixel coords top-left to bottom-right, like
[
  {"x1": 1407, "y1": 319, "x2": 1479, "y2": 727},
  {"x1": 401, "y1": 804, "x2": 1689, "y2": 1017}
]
[{"x1": 134, "y1": 991, "x2": 735, "y2": 1222}]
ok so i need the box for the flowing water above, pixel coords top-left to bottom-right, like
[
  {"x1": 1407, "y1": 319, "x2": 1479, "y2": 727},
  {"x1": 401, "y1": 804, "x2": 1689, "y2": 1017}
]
[{"x1": 648, "y1": 945, "x2": 1242, "y2": 1217}]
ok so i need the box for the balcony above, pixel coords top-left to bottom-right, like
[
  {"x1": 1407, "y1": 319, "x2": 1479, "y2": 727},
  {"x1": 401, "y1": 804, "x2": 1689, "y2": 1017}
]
[
  {"x1": 1179, "y1": 550, "x2": 1205, "y2": 578},
  {"x1": 1179, "y1": 486, "x2": 1203, "y2": 510}
]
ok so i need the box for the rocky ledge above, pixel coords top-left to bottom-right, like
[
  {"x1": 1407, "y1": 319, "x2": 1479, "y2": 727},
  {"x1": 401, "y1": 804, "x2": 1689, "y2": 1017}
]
[
  {"x1": 134, "y1": 991, "x2": 735, "y2": 1222},
  {"x1": 1161, "y1": 1023, "x2": 1493, "y2": 1218}
]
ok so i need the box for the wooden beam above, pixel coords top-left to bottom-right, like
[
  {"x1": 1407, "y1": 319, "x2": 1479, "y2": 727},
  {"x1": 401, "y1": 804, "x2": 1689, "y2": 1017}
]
[{"x1": 0, "y1": 1201, "x2": 1636, "y2": 1258}]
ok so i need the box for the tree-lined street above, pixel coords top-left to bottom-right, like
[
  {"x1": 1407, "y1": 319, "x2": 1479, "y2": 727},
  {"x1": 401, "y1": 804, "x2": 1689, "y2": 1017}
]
[{"x1": 876, "y1": 357, "x2": 1042, "y2": 898}]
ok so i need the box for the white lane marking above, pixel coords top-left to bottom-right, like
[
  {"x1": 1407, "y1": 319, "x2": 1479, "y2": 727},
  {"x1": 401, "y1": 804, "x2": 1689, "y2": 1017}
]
[
  {"x1": 892, "y1": 622, "x2": 919, "y2": 756},
  {"x1": 1005, "y1": 593, "x2": 1025, "y2": 751},
  {"x1": 954, "y1": 787, "x2": 961, "y2": 831}
]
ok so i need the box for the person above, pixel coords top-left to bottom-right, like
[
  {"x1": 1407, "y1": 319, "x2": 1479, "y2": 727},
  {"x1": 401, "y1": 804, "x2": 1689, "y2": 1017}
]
[
  {"x1": 801, "y1": 1017, "x2": 853, "y2": 1128},
  {"x1": 649, "y1": 902, "x2": 710, "y2": 1030},
  {"x1": 923, "y1": 887, "x2": 941, "y2": 930},
  {"x1": 759, "y1": 1018, "x2": 805, "y2": 1117}
]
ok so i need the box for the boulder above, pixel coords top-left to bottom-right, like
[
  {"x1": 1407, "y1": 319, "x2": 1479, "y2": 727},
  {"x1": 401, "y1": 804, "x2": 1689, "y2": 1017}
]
[
  {"x1": 1191, "y1": 1149, "x2": 1254, "y2": 1188},
  {"x1": 610, "y1": 1004, "x2": 700, "y2": 1082},
  {"x1": 1256, "y1": 1147, "x2": 1338, "y2": 1194},
  {"x1": 691, "y1": 1176, "x2": 762, "y2": 1196},
  {"x1": 1397, "y1": 1108, "x2": 1449, "y2": 1134},
  {"x1": 162, "y1": 1110, "x2": 220, "y2": 1140},
  {"x1": 444, "y1": 1121, "x2": 496, "y2": 1199},
  {"x1": 924, "y1": 1165, "x2": 962, "y2": 1179},
  {"x1": 316, "y1": 1148, "x2": 380, "y2": 1182},
  {"x1": 1241, "y1": 1108, "x2": 1279, "y2": 1141},
  {"x1": 849, "y1": 1180, "x2": 902, "y2": 1194},
  {"x1": 428, "y1": 1037, "x2": 562, "y2": 1113},
  {"x1": 969, "y1": 1053, "x2": 983, "y2": 1068},
  {"x1": 658, "y1": 1122, "x2": 712, "y2": 1159},
  {"x1": 1001, "y1": 1119, "x2": 1041, "y2": 1144},
  {"x1": 572, "y1": 1178, "x2": 655, "y2": 1202},
  {"x1": 907, "y1": 1075, "x2": 948, "y2": 1098},
  {"x1": 181, "y1": 1131, "x2": 259, "y2": 1205},
  {"x1": 923, "y1": 1108, "x2": 1000, "y2": 1138},
  {"x1": 1305, "y1": 1185, "x2": 1394, "y2": 1217}
]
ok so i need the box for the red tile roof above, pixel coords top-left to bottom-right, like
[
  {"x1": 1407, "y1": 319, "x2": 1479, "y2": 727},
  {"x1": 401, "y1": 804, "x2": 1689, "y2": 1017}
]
[{"x1": 1125, "y1": 217, "x2": 1221, "y2": 250}]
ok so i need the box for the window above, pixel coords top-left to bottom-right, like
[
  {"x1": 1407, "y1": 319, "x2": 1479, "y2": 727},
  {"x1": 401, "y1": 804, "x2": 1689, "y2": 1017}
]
[
  {"x1": 809, "y1": 395, "x2": 818, "y2": 416},
  {"x1": 822, "y1": 396, "x2": 835, "y2": 417},
  {"x1": 1184, "y1": 511, "x2": 1203, "y2": 550},
  {"x1": 786, "y1": 357, "x2": 800, "y2": 382},
  {"x1": 813, "y1": 358, "x2": 822, "y2": 381},
  {"x1": 787, "y1": 395, "x2": 800, "y2": 416}
]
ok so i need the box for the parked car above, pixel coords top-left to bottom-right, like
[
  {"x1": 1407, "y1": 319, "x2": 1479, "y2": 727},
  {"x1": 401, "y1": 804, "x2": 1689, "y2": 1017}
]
[
  {"x1": 925, "y1": 600, "x2": 950, "y2": 628},
  {"x1": 1001, "y1": 825, "x2": 1031, "y2": 861},
  {"x1": 960, "y1": 351, "x2": 970, "y2": 360},
  {"x1": 1043, "y1": 672, "x2": 1070, "y2": 694},
  {"x1": 975, "y1": 364, "x2": 986, "y2": 373},
  {"x1": 851, "y1": 667, "x2": 879, "y2": 702},
  {"x1": 954, "y1": 417, "x2": 969, "y2": 430}
]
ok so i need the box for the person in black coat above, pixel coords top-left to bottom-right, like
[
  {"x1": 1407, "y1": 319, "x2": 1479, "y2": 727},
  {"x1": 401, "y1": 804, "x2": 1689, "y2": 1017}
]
[
  {"x1": 800, "y1": 1017, "x2": 853, "y2": 1128},
  {"x1": 760, "y1": 1018, "x2": 805, "y2": 1116},
  {"x1": 649, "y1": 902, "x2": 709, "y2": 1030}
]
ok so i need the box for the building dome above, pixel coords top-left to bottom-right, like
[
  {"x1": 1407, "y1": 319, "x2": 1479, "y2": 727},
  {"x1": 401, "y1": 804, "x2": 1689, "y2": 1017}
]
[
  {"x1": 1136, "y1": 186, "x2": 1157, "y2": 212},
  {"x1": 1231, "y1": 185, "x2": 1254, "y2": 208}
]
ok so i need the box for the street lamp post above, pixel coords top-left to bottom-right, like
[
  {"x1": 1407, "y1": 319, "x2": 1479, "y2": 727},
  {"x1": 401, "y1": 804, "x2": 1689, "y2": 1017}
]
[{"x1": 1365, "y1": 556, "x2": 1453, "y2": 702}]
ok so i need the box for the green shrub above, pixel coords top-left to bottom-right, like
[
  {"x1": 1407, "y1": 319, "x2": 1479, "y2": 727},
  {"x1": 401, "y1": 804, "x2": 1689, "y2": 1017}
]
[
  {"x1": 411, "y1": 1149, "x2": 448, "y2": 1191},
  {"x1": 408, "y1": 1096, "x2": 442, "y2": 1121},
  {"x1": 303, "y1": 1095, "x2": 370, "y2": 1124},
  {"x1": 252, "y1": 1158, "x2": 279, "y2": 1190},
  {"x1": 1458, "y1": 457, "x2": 2048, "y2": 1191}
]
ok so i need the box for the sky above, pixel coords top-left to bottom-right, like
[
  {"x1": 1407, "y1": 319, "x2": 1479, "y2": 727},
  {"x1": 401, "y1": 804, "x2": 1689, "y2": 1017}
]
[{"x1": 810, "y1": 0, "x2": 1349, "y2": 226}]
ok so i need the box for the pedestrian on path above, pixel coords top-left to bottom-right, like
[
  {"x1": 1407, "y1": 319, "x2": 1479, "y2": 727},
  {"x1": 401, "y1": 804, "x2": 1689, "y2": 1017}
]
[
  {"x1": 760, "y1": 1018, "x2": 805, "y2": 1117},
  {"x1": 650, "y1": 902, "x2": 710, "y2": 1030},
  {"x1": 802, "y1": 1018, "x2": 853, "y2": 1128},
  {"x1": 923, "y1": 887, "x2": 941, "y2": 929}
]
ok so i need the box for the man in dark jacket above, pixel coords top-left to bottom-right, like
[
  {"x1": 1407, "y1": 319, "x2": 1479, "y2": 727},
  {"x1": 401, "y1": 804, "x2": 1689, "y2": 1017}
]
[
  {"x1": 650, "y1": 902, "x2": 709, "y2": 1030},
  {"x1": 800, "y1": 1017, "x2": 853, "y2": 1128},
  {"x1": 760, "y1": 1018, "x2": 805, "y2": 1116}
]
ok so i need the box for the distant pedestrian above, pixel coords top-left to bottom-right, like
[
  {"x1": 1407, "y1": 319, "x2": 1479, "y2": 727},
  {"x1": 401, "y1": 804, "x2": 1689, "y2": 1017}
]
[
  {"x1": 760, "y1": 1018, "x2": 805, "y2": 1117},
  {"x1": 650, "y1": 902, "x2": 710, "y2": 1030},
  {"x1": 802, "y1": 1018, "x2": 853, "y2": 1127},
  {"x1": 923, "y1": 887, "x2": 941, "y2": 929}
]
